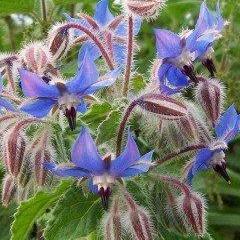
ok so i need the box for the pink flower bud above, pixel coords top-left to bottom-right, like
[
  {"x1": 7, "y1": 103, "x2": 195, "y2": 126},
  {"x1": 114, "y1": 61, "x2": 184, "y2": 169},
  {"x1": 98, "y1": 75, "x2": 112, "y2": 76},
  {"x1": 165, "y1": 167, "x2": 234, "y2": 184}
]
[
  {"x1": 123, "y1": 0, "x2": 166, "y2": 20},
  {"x1": 195, "y1": 78, "x2": 224, "y2": 125},
  {"x1": 137, "y1": 93, "x2": 188, "y2": 120},
  {"x1": 48, "y1": 23, "x2": 72, "y2": 60},
  {"x1": 2, "y1": 174, "x2": 16, "y2": 207},
  {"x1": 20, "y1": 42, "x2": 54, "y2": 75},
  {"x1": 103, "y1": 198, "x2": 122, "y2": 240},
  {"x1": 124, "y1": 192, "x2": 154, "y2": 240},
  {"x1": 177, "y1": 192, "x2": 206, "y2": 236},
  {"x1": 5, "y1": 131, "x2": 27, "y2": 177}
]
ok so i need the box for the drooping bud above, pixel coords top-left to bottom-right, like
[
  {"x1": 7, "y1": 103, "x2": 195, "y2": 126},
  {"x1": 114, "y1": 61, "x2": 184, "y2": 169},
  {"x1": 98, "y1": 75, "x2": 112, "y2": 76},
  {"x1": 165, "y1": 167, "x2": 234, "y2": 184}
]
[
  {"x1": 137, "y1": 93, "x2": 188, "y2": 120},
  {"x1": 124, "y1": 191, "x2": 154, "y2": 240},
  {"x1": 177, "y1": 191, "x2": 206, "y2": 236},
  {"x1": 20, "y1": 42, "x2": 54, "y2": 76},
  {"x1": 103, "y1": 198, "x2": 122, "y2": 240},
  {"x1": 2, "y1": 174, "x2": 16, "y2": 207},
  {"x1": 195, "y1": 78, "x2": 224, "y2": 125},
  {"x1": 123, "y1": 0, "x2": 166, "y2": 20},
  {"x1": 5, "y1": 131, "x2": 27, "y2": 177},
  {"x1": 48, "y1": 23, "x2": 72, "y2": 60},
  {"x1": 202, "y1": 58, "x2": 216, "y2": 77},
  {"x1": 18, "y1": 153, "x2": 32, "y2": 187}
]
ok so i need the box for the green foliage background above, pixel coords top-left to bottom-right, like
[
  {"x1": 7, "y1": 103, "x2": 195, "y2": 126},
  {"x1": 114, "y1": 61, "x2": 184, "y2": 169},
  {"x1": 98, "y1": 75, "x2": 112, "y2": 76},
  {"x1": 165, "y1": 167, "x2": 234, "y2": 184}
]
[{"x1": 0, "y1": 0, "x2": 240, "y2": 239}]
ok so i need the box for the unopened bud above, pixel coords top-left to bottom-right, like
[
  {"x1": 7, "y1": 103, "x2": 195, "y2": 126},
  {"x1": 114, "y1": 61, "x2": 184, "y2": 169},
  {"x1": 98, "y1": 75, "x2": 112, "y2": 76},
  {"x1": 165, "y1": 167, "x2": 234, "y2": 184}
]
[
  {"x1": 182, "y1": 65, "x2": 197, "y2": 83},
  {"x1": 123, "y1": 0, "x2": 166, "y2": 19},
  {"x1": 5, "y1": 132, "x2": 27, "y2": 177},
  {"x1": 137, "y1": 94, "x2": 188, "y2": 120},
  {"x1": 177, "y1": 192, "x2": 206, "y2": 236},
  {"x1": 195, "y1": 78, "x2": 224, "y2": 125},
  {"x1": 20, "y1": 42, "x2": 54, "y2": 75},
  {"x1": 48, "y1": 23, "x2": 72, "y2": 60},
  {"x1": 124, "y1": 192, "x2": 154, "y2": 240},
  {"x1": 34, "y1": 150, "x2": 51, "y2": 186},
  {"x1": 2, "y1": 174, "x2": 16, "y2": 207},
  {"x1": 202, "y1": 58, "x2": 216, "y2": 77},
  {"x1": 18, "y1": 154, "x2": 32, "y2": 187}
]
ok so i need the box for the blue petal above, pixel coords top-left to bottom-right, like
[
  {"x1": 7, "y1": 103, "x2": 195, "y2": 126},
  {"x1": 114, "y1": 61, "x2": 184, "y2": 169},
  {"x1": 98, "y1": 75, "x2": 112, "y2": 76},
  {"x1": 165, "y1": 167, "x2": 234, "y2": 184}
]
[
  {"x1": 215, "y1": 105, "x2": 239, "y2": 142},
  {"x1": 67, "y1": 50, "x2": 99, "y2": 94},
  {"x1": 120, "y1": 151, "x2": 154, "y2": 177},
  {"x1": 71, "y1": 127, "x2": 105, "y2": 173},
  {"x1": 115, "y1": 17, "x2": 142, "y2": 36},
  {"x1": 167, "y1": 65, "x2": 189, "y2": 86},
  {"x1": 94, "y1": 0, "x2": 114, "y2": 26},
  {"x1": 113, "y1": 44, "x2": 126, "y2": 66},
  {"x1": 78, "y1": 42, "x2": 101, "y2": 64},
  {"x1": 83, "y1": 67, "x2": 120, "y2": 95},
  {"x1": 0, "y1": 75, "x2": 3, "y2": 93},
  {"x1": 20, "y1": 98, "x2": 56, "y2": 118},
  {"x1": 87, "y1": 178, "x2": 98, "y2": 193},
  {"x1": 155, "y1": 29, "x2": 182, "y2": 59},
  {"x1": 0, "y1": 97, "x2": 17, "y2": 112},
  {"x1": 19, "y1": 69, "x2": 60, "y2": 98},
  {"x1": 45, "y1": 162, "x2": 90, "y2": 178},
  {"x1": 110, "y1": 130, "x2": 141, "y2": 176},
  {"x1": 77, "y1": 100, "x2": 87, "y2": 113},
  {"x1": 191, "y1": 148, "x2": 214, "y2": 176}
]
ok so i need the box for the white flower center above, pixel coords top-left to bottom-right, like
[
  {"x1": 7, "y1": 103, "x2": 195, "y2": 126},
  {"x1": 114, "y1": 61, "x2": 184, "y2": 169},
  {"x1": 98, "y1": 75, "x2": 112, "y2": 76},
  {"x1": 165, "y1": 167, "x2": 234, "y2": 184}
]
[
  {"x1": 171, "y1": 48, "x2": 196, "y2": 68},
  {"x1": 58, "y1": 93, "x2": 79, "y2": 110},
  {"x1": 93, "y1": 173, "x2": 115, "y2": 191}
]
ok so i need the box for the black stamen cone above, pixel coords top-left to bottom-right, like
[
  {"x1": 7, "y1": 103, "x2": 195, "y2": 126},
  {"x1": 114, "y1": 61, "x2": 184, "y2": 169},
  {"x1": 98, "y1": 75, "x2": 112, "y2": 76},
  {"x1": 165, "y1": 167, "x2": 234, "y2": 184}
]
[
  {"x1": 213, "y1": 163, "x2": 231, "y2": 183},
  {"x1": 99, "y1": 187, "x2": 111, "y2": 210},
  {"x1": 182, "y1": 65, "x2": 198, "y2": 84},
  {"x1": 65, "y1": 107, "x2": 76, "y2": 131},
  {"x1": 202, "y1": 58, "x2": 216, "y2": 77}
]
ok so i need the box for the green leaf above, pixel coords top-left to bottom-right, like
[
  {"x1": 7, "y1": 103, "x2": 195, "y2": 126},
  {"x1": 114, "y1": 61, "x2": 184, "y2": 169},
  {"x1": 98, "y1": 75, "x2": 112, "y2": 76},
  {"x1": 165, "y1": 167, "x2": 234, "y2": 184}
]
[
  {"x1": 131, "y1": 74, "x2": 147, "y2": 93},
  {"x1": 96, "y1": 109, "x2": 121, "y2": 144},
  {"x1": 53, "y1": 0, "x2": 93, "y2": 5},
  {"x1": 44, "y1": 185, "x2": 103, "y2": 240},
  {"x1": 81, "y1": 102, "x2": 113, "y2": 131},
  {"x1": 0, "y1": 0, "x2": 34, "y2": 16},
  {"x1": 11, "y1": 180, "x2": 72, "y2": 240},
  {"x1": 208, "y1": 212, "x2": 240, "y2": 226}
]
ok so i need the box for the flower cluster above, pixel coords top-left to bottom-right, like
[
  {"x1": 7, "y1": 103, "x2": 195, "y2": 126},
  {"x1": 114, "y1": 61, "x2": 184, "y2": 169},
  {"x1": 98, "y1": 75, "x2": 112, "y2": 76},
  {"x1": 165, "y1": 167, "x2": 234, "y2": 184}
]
[{"x1": 0, "y1": 0, "x2": 238, "y2": 238}]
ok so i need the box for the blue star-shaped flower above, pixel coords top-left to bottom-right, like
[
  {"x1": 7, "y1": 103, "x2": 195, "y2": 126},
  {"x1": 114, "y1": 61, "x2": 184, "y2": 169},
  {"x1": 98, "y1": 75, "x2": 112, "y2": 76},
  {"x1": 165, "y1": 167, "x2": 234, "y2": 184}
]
[
  {"x1": 45, "y1": 127, "x2": 153, "y2": 208},
  {"x1": 65, "y1": 0, "x2": 141, "y2": 67},
  {"x1": 19, "y1": 51, "x2": 120, "y2": 130},
  {"x1": 187, "y1": 105, "x2": 240, "y2": 184}
]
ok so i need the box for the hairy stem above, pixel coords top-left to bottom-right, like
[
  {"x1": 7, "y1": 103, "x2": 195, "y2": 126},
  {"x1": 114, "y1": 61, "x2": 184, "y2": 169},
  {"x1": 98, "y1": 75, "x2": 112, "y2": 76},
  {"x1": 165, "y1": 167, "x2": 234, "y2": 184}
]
[
  {"x1": 5, "y1": 65, "x2": 16, "y2": 92},
  {"x1": 154, "y1": 144, "x2": 206, "y2": 166},
  {"x1": 123, "y1": 16, "x2": 134, "y2": 97},
  {"x1": 66, "y1": 23, "x2": 114, "y2": 69},
  {"x1": 41, "y1": 0, "x2": 47, "y2": 22},
  {"x1": 116, "y1": 100, "x2": 139, "y2": 156}
]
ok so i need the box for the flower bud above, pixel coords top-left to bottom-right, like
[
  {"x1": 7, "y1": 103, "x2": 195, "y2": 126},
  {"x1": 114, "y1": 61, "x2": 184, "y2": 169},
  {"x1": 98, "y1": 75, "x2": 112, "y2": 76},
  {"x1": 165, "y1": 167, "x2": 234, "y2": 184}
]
[
  {"x1": 202, "y1": 58, "x2": 216, "y2": 77},
  {"x1": 124, "y1": 192, "x2": 154, "y2": 240},
  {"x1": 103, "y1": 198, "x2": 122, "y2": 240},
  {"x1": 34, "y1": 149, "x2": 51, "y2": 186},
  {"x1": 5, "y1": 131, "x2": 27, "y2": 177},
  {"x1": 2, "y1": 174, "x2": 16, "y2": 207},
  {"x1": 48, "y1": 23, "x2": 72, "y2": 60},
  {"x1": 195, "y1": 78, "x2": 224, "y2": 125},
  {"x1": 18, "y1": 153, "x2": 32, "y2": 187},
  {"x1": 123, "y1": 0, "x2": 166, "y2": 19},
  {"x1": 177, "y1": 192, "x2": 206, "y2": 236},
  {"x1": 137, "y1": 94, "x2": 188, "y2": 120},
  {"x1": 20, "y1": 42, "x2": 54, "y2": 75}
]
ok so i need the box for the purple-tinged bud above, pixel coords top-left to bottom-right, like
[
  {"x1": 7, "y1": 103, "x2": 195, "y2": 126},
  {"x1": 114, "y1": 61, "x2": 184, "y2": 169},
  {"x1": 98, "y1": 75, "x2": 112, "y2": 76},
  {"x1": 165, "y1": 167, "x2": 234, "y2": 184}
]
[
  {"x1": 64, "y1": 107, "x2": 77, "y2": 131},
  {"x1": 137, "y1": 93, "x2": 188, "y2": 120},
  {"x1": 124, "y1": 192, "x2": 154, "y2": 240},
  {"x1": 48, "y1": 23, "x2": 72, "y2": 60},
  {"x1": 2, "y1": 174, "x2": 16, "y2": 207},
  {"x1": 18, "y1": 154, "x2": 32, "y2": 187},
  {"x1": 99, "y1": 187, "x2": 112, "y2": 210},
  {"x1": 34, "y1": 150, "x2": 51, "y2": 186},
  {"x1": 20, "y1": 42, "x2": 54, "y2": 75},
  {"x1": 123, "y1": 0, "x2": 166, "y2": 20},
  {"x1": 195, "y1": 78, "x2": 224, "y2": 125},
  {"x1": 202, "y1": 58, "x2": 216, "y2": 77},
  {"x1": 5, "y1": 132, "x2": 27, "y2": 177},
  {"x1": 182, "y1": 65, "x2": 197, "y2": 84},
  {"x1": 104, "y1": 198, "x2": 122, "y2": 240},
  {"x1": 177, "y1": 191, "x2": 206, "y2": 236}
]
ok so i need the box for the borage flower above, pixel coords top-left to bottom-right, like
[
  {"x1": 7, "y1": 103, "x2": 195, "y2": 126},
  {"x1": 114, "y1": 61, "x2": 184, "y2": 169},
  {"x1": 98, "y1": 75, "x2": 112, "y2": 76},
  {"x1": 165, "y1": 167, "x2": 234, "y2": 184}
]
[
  {"x1": 19, "y1": 52, "x2": 120, "y2": 130},
  {"x1": 45, "y1": 127, "x2": 153, "y2": 208},
  {"x1": 187, "y1": 105, "x2": 240, "y2": 184},
  {"x1": 187, "y1": 1, "x2": 226, "y2": 76},
  {"x1": 65, "y1": 0, "x2": 141, "y2": 66}
]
